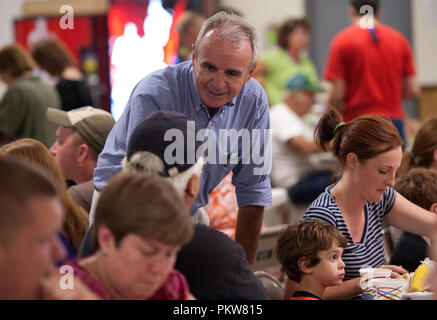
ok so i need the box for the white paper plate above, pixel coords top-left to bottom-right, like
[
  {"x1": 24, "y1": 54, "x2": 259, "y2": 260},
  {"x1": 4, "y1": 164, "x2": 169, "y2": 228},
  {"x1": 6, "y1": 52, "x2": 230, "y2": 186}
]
[{"x1": 402, "y1": 292, "x2": 435, "y2": 300}]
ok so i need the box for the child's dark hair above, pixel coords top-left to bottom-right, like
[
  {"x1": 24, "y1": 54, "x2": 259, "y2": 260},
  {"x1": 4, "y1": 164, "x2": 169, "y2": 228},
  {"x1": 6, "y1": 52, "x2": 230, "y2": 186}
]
[
  {"x1": 397, "y1": 117, "x2": 437, "y2": 178},
  {"x1": 395, "y1": 168, "x2": 437, "y2": 211},
  {"x1": 276, "y1": 219, "x2": 347, "y2": 282},
  {"x1": 314, "y1": 107, "x2": 403, "y2": 173}
]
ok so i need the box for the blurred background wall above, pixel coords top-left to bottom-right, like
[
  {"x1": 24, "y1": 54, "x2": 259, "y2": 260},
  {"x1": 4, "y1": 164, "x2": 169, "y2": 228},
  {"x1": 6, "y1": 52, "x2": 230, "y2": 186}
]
[{"x1": 0, "y1": 0, "x2": 435, "y2": 119}]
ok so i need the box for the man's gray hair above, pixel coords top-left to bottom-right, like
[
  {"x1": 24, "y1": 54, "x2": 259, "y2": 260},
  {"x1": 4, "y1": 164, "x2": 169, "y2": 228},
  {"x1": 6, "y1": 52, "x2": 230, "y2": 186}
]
[{"x1": 193, "y1": 11, "x2": 258, "y2": 70}]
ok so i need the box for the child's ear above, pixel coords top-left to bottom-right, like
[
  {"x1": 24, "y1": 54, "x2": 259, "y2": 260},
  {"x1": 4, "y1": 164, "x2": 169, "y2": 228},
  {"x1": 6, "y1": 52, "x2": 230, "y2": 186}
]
[
  {"x1": 298, "y1": 256, "x2": 313, "y2": 274},
  {"x1": 429, "y1": 203, "x2": 437, "y2": 215}
]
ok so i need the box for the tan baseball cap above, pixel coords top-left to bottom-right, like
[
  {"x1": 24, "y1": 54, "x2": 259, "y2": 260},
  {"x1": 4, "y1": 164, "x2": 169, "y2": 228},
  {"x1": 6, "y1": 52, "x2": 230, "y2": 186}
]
[{"x1": 47, "y1": 106, "x2": 115, "y2": 154}]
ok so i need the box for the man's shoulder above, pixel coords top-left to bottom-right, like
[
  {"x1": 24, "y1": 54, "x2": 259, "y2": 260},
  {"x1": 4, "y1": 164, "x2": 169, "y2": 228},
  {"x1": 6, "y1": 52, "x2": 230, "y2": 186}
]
[
  {"x1": 270, "y1": 102, "x2": 293, "y2": 116},
  {"x1": 377, "y1": 23, "x2": 410, "y2": 43},
  {"x1": 68, "y1": 180, "x2": 94, "y2": 193},
  {"x1": 11, "y1": 77, "x2": 53, "y2": 94},
  {"x1": 332, "y1": 25, "x2": 362, "y2": 41},
  {"x1": 239, "y1": 78, "x2": 269, "y2": 104},
  {"x1": 10, "y1": 77, "x2": 59, "y2": 105},
  {"x1": 377, "y1": 23, "x2": 405, "y2": 36},
  {"x1": 270, "y1": 103, "x2": 301, "y2": 124}
]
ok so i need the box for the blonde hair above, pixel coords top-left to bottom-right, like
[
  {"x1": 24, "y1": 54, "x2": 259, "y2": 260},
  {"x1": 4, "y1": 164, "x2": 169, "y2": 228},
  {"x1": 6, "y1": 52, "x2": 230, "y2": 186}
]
[{"x1": 0, "y1": 138, "x2": 89, "y2": 250}]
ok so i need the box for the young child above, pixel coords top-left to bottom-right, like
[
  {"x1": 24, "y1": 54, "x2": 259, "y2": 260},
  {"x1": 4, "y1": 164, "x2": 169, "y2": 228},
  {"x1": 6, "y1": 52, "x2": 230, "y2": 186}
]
[
  {"x1": 389, "y1": 168, "x2": 437, "y2": 272},
  {"x1": 276, "y1": 219, "x2": 347, "y2": 300}
]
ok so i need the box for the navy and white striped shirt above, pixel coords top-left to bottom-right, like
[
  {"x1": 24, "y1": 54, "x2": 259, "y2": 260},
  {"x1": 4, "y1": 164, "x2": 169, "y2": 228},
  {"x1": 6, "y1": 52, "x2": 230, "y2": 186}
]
[{"x1": 303, "y1": 184, "x2": 396, "y2": 281}]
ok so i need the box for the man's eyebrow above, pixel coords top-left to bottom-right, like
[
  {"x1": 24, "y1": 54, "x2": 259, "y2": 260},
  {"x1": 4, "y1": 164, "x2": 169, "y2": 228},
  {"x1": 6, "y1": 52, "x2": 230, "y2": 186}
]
[
  {"x1": 200, "y1": 61, "x2": 216, "y2": 68},
  {"x1": 226, "y1": 69, "x2": 243, "y2": 75}
]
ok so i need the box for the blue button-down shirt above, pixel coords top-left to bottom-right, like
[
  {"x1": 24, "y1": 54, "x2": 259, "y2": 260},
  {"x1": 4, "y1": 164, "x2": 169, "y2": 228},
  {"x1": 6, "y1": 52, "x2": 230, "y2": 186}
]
[{"x1": 94, "y1": 61, "x2": 272, "y2": 214}]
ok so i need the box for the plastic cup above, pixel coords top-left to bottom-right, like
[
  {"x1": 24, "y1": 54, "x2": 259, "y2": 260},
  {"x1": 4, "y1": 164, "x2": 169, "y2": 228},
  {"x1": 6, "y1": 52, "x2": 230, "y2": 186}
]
[
  {"x1": 359, "y1": 268, "x2": 392, "y2": 300},
  {"x1": 370, "y1": 278, "x2": 407, "y2": 300}
]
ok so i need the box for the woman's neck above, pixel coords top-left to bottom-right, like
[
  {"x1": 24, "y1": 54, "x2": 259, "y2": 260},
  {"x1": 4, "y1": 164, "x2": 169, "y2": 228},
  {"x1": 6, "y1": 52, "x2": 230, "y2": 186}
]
[
  {"x1": 331, "y1": 175, "x2": 366, "y2": 217},
  {"x1": 62, "y1": 66, "x2": 83, "y2": 81},
  {"x1": 287, "y1": 47, "x2": 300, "y2": 63}
]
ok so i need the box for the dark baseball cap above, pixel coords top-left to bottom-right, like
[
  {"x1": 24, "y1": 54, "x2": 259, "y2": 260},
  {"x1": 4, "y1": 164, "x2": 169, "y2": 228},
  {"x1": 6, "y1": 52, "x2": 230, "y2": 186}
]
[{"x1": 126, "y1": 111, "x2": 204, "y2": 177}]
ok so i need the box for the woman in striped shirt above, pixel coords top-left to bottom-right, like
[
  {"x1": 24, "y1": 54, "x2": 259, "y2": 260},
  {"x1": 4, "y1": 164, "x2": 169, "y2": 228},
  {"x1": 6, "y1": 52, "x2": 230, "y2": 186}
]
[{"x1": 287, "y1": 107, "x2": 437, "y2": 300}]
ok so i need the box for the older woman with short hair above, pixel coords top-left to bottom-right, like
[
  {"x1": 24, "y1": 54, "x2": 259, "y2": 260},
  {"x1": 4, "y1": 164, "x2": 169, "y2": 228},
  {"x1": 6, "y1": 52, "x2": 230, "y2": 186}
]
[{"x1": 64, "y1": 171, "x2": 195, "y2": 300}]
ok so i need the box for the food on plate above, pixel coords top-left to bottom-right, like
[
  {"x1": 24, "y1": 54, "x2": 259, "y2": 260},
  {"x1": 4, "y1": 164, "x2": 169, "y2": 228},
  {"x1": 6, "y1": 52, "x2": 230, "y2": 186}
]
[{"x1": 409, "y1": 258, "x2": 435, "y2": 293}]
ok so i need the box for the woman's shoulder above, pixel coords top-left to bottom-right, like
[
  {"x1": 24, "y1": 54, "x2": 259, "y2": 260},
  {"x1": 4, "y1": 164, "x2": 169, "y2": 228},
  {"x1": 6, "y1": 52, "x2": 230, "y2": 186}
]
[
  {"x1": 303, "y1": 185, "x2": 339, "y2": 225},
  {"x1": 260, "y1": 48, "x2": 288, "y2": 63}
]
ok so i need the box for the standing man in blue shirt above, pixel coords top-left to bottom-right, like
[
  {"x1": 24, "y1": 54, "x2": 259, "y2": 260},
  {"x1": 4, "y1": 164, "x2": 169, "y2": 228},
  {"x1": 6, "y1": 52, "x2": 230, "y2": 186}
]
[{"x1": 93, "y1": 11, "x2": 272, "y2": 265}]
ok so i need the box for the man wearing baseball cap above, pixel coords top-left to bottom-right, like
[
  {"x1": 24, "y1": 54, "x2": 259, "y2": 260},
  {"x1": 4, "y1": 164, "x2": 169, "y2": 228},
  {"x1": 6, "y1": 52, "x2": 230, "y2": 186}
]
[
  {"x1": 78, "y1": 111, "x2": 269, "y2": 300},
  {"x1": 79, "y1": 110, "x2": 208, "y2": 255},
  {"x1": 47, "y1": 106, "x2": 115, "y2": 213},
  {"x1": 270, "y1": 73, "x2": 333, "y2": 206}
]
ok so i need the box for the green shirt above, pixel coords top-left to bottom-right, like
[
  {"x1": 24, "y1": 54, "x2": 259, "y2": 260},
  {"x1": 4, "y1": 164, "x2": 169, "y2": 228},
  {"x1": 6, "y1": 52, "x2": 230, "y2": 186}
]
[
  {"x1": 0, "y1": 77, "x2": 60, "y2": 147},
  {"x1": 261, "y1": 48, "x2": 319, "y2": 106}
]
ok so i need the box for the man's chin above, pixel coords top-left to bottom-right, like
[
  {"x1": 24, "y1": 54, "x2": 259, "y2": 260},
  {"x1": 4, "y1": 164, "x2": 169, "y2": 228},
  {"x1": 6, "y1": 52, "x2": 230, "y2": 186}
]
[{"x1": 201, "y1": 94, "x2": 231, "y2": 108}]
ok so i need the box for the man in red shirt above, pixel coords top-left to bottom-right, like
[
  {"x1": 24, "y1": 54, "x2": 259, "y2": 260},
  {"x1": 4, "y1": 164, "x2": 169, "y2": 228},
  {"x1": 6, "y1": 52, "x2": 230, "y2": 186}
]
[{"x1": 324, "y1": 0, "x2": 420, "y2": 143}]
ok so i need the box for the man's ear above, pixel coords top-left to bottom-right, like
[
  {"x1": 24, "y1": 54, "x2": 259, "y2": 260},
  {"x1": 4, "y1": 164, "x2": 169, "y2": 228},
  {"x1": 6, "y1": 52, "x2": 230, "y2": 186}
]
[
  {"x1": 345, "y1": 152, "x2": 359, "y2": 169},
  {"x1": 191, "y1": 49, "x2": 197, "y2": 66},
  {"x1": 298, "y1": 256, "x2": 313, "y2": 275},
  {"x1": 347, "y1": 5, "x2": 357, "y2": 19},
  {"x1": 184, "y1": 174, "x2": 200, "y2": 210},
  {"x1": 248, "y1": 61, "x2": 258, "y2": 78},
  {"x1": 77, "y1": 144, "x2": 90, "y2": 163},
  {"x1": 185, "y1": 174, "x2": 200, "y2": 198},
  {"x1": 432, "y1": 149, "x2": 437, "y2": 164}
]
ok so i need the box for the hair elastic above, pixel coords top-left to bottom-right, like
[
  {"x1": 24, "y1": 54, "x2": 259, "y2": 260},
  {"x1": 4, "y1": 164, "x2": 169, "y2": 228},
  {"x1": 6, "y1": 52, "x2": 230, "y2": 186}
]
[{"x1": 333, "y1": 122, "x2": 346, "y2": 135}]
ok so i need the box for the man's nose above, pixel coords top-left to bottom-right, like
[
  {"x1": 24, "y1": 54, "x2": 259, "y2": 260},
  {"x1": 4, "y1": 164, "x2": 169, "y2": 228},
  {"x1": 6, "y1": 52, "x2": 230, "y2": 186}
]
[
  {"x1": 211, "y1": 72, "x2": 226, "y2": 89},
  {"x1": 49, "y1": 143, "x2": 57, "y2": 156}
]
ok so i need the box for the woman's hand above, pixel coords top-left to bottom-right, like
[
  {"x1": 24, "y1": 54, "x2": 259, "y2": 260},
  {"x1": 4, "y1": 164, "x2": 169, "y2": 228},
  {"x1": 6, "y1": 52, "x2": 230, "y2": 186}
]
[
  {"x1": 187, "y1": 293, "x2": 197, "y2": 300},
  {"x1": 378, "y1": 265, "x2": 408, "y2": 278}
]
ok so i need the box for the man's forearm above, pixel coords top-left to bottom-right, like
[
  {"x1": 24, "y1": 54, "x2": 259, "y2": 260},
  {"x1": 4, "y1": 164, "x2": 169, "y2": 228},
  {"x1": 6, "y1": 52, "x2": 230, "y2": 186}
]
[{"x1": 235, "y1": 205, "x2": 264, "y2": 266}]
